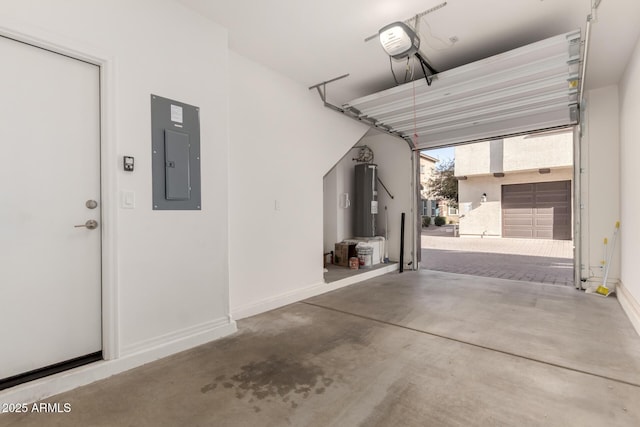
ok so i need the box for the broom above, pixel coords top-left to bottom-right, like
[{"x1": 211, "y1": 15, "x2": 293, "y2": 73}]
[{"x1": 596, "y1": 221, "x2": 620, "y2": 296}]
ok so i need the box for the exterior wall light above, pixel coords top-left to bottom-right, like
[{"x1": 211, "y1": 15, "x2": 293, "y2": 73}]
[{"x1": 481, "y1": 193, "x2": 487, "y2": 203}]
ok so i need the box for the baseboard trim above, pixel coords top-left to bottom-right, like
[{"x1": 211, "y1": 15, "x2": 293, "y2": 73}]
[
  {"x1": 0, "y1": 318, "x2": 236, "y2": 405},
  {"x1": 617, "y1": 280, "x2": 640, "y2": 336},
  {"x1": 231, "y1": 264, "x2": 399, "y2": 320},
  {"x1": 120, "y1": 317, "x2": 233, "y2": 356}
]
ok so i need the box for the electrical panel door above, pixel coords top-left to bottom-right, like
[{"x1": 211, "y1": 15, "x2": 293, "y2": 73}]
[{"x1": 150, "y1": 94, "x2": 201, "y2": 210}]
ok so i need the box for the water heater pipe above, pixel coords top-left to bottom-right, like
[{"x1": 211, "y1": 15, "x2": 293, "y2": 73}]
[{"x1": 377, "y1": 176, "x2": 395, "y2": 199}]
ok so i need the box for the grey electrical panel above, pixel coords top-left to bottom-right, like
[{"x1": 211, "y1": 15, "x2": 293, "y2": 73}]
[{"x1": 151, "y1": 94, "x2": 201, "y2": 210}]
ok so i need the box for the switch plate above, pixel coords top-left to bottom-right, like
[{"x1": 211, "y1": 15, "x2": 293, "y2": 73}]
[{"x1": 121, "y1": 190, "x2": 135, "y2": 209}]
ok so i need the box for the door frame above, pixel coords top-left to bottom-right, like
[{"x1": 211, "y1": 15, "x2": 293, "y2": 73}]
[
  {"x1": 0, "y1": 25, "x2": 120, "y2": 360},
  {"x1": 412, "y1": 149, "x2": 420, "y2": 269},
  {"x1": 573, "y1": 125, "x2": 583, "y2": 289}
]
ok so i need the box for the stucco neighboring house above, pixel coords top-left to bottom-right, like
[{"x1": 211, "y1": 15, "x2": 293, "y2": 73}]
[
  {"x1": 455, "y1": 130, "x2": 573, "y2": 239},
  {"x1": 420, "y1": 152, "x2": 460, "y2": 225},
  {"x1": 419, "y1": 153, "x2": 438, "y2": 219}
]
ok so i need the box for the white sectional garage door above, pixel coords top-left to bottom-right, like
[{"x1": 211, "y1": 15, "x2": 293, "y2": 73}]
[{"x1": 342, "y1": 30, "x2": 581, "y2": 149}]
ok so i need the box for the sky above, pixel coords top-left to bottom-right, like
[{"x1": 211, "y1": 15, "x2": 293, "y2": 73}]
[{"x1": 422, "y1": 146, "x2": 455, "y2": 163}]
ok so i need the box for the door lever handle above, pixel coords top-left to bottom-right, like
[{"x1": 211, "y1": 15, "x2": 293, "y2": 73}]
[{"x1": 74, "y1": 220, "x2": 99, "y2": 230}]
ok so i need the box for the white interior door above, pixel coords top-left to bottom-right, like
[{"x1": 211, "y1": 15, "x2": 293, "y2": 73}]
[{"x1": 0, "y1": 36, "x2": 102, "y2": 381}]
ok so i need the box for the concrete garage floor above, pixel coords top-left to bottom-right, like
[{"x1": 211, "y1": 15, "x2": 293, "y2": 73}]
[{"x1": 2, "y1": 270, "x2": 640, "y2": 426}]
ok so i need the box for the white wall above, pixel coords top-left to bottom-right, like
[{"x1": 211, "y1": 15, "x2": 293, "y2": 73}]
[
  {"x1": 323, "y1": 148, "x2": 358, "y2": 253},
  {"x1": 456, "y1": 134, "x2": 573, "y2": 176},
  {"x1": 1, "y1": 0, "x2": 233, "y2": 352},
  {"x1": 228, "y1": 51, "x2": 367, "y2": 319},
  {"x1": 618, "y1": 35, "x2": 640, "y2": 333},
  {"x1": 503, "y1": 133, "x2": 573, "y2": 171},
  {"x1": 455, "y1": 142, "x2": 491, "y2": 176},
  {"x1": 323, "y1": 166, "x2": 339, "y2": 253},
  {"x1": 1, "y1": 0, "x2": 236, "y2": 403},
  {"x1": 581, "y1": 85, "x2": 621, "y2": 285}
]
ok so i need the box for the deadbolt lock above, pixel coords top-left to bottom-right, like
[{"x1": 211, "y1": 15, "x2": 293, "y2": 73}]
[{"x1": 86, "y1": 200, "x2": 98, "y2": 209}]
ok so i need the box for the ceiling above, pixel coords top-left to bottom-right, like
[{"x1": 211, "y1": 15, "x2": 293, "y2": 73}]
[{"x1": 178, "y1": 0, "x2": 640, "y2": 105}]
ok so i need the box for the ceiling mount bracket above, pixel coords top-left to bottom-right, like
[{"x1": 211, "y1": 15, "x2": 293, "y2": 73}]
[
  {"x1": 415, "y1": 52, "x2": 437, "y2": 86},
  {"x1": 309, "y1": 74, "x2": 415, "y2": 149},
  {"x1": 363, "y1": 2, "x2": 448, "y2": 43},
  {"x1": 308, "y1": 74, "x2": 350, "y2": 103}
]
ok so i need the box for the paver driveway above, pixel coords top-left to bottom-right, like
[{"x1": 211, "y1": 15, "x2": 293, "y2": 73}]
[{"x1": 421, "y1": 225, "x2": 574, "y2": 286}]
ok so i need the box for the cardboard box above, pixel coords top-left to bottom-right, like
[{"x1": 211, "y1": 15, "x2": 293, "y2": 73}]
[
  {"x1": 334, "y1": 242, "x2": 357, "y2": 267},
  {"x1": 344, "y1": 237, "x2": 385, "y2": 265}
]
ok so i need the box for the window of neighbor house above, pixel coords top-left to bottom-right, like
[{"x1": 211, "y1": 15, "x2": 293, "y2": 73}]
[
  {"x1": 448, "y1": 205, "x2": 459, "y2": 216},
  {"x1": 422, "y1": 200, "x2": 429, "y2": 216}
]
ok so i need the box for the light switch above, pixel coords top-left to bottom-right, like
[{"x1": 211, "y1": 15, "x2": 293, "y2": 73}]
[{"x1": 121, "y1": 190, "x2": 135, "y2": 209}]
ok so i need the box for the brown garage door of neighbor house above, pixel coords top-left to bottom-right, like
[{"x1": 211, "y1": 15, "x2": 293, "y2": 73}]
[{"x1": 502, "y1": 181, "x2": 572, "y2": 240}]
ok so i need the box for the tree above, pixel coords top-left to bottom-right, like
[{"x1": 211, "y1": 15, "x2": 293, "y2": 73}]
[{"x1": 427, "y1": 159, "x2": 458, "y2": 208}]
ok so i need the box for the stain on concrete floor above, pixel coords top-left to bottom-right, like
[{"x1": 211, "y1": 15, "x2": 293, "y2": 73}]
[{"x1": 201, "y1": 355, "x2": 333, "y2": 410}]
